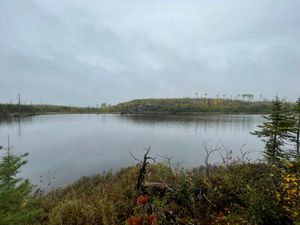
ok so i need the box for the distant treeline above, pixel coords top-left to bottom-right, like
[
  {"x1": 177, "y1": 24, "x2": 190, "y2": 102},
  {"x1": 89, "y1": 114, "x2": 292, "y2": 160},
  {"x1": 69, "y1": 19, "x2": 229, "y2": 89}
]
[
  {"x1": 0, "y1": 103, "x2": 100, "y2": 117},
  {"x1": 1, "y1": 98, "x2": 293, "y2": 116},
  {"x1": 103, "y1": 98, "x2": 277, "y2": 114}
]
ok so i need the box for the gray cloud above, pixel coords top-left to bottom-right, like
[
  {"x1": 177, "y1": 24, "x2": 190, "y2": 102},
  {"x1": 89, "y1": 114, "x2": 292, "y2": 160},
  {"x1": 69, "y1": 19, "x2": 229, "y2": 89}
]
[{"x1": 0, "y1": 0, "x2": 299, "y2": 105}]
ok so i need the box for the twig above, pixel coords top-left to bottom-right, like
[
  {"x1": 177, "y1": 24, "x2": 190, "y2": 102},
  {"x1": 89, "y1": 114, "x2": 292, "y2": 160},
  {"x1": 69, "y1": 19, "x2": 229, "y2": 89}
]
[
  {"x1": 130, "y1": 151, "x2": 142, "y2": 163},
  {"x1": 157, "y1": 154, "x2": 173, "y2": 170},
  {"x1": 203, "y1": 193, "x2": 216, "y2": 208},
  {"x1": 159, "y1": 178, "x2": 173, "y2": 191},
  {"x1": 203, "y1": 141, "x2": 220, "y2": 174}
]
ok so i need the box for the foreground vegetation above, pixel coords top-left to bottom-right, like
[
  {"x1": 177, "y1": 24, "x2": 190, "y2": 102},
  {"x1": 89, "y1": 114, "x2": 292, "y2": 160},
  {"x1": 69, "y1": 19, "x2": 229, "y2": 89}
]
[
  {"x1": 33, "y1": 157, "x2": 299, "y2": 225},
  {"x1": 104, "y1": 98, "x2": 274, "y2": 114},
  {"x1": 0, "y1": 103, "x2": 100, "y2": 117}
]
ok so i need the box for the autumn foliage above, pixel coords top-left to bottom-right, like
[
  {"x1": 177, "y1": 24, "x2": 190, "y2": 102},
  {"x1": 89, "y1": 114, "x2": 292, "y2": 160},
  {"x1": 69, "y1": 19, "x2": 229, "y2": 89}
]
[
  {"x1": 127, "y1": 216, "x2": 143, "y2": 225},
  {"x1": 127, "y1": 214, "x2": 157, "y2": 225},
  {"x1": 136, "y1": 195, "x2": 150, "y2": 205}
]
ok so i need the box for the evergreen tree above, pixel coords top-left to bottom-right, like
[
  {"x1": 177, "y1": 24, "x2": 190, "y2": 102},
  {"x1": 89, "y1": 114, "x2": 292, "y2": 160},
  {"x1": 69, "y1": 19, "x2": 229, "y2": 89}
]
[
  {"x1": 0, "y1": 143, "x2": 42, "y2": 225},
  {"x1": 291, "y1": 97, "x2": 300, "y2": 158},
  {"x1": 251, "y1": 97, "x2": 295, "y2": 163}
]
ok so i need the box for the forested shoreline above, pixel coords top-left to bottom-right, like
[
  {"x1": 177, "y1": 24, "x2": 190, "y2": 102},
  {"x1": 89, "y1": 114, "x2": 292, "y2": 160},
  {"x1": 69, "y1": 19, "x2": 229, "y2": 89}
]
[
  {"x1": 0, "y1": 103, "x2": 101, "y2": 117},
  {"x1": 101, "y1": 98, "x2": 276, "y2": 114},
  {"x1": 0, "y1": 98, "x2": 276, "y2": 118},
  {"x1": 2, "y1": 97, "x2": 297, "y2": 117}
]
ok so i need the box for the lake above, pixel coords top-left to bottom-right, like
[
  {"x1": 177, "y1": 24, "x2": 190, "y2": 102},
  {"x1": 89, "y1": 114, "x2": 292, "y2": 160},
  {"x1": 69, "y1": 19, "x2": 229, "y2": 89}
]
[{"x1": 0, "y1": 114, "x2": 264, "y2": 187}]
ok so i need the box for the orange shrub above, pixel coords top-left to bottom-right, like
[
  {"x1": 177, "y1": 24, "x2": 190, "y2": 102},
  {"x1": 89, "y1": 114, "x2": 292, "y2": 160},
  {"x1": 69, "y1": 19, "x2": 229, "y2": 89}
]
[
  {"x1": 136, "y1": 195, "x2": 150, "y2": 205},
  {"x1": 127, "y1": 216, "x2": 143, "y2": 225},
  {"x1": 148, "y1": 214, "x2": 158, "y2": 225}
]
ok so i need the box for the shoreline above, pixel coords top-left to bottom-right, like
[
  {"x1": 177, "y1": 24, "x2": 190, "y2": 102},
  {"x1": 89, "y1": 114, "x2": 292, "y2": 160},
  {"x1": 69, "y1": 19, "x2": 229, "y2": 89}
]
[
  {"x1": 0, "y1": 111, "x2": 266, "y2": 119},
  {"x1": 0, "y1": 111, "x2": 104, "y2": 118}
]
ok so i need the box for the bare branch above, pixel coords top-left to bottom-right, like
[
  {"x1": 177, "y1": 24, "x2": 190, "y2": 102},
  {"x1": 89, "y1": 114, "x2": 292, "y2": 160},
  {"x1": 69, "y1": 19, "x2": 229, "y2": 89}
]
[
  {"x1": 129, "y1": 151, "x2": 142, "y2": 163},
  {"x1": 132, "y1": 146, "x2": 156, "y2": 194},
  {"x1": 239, "y1": 144, "x2": 250, "y2": 164},
  {"x1": 157, "y1": 154, "x2": 173, "y2": 169},
  {"x1": 159, "y1": 178, "x2": 173, "y2": 191},
  {"x1": 203, "y1": 141, "x2": 220, "y2": 168},
  {"x1": 143, "y1": 146, "x2": 156, "y2": 162},
  {"x1": 203, "y1": 193, "x2": 216, "y2": 208},
  {"x1": 219, "y1": 143, "x2": 233, "y2": 165}
]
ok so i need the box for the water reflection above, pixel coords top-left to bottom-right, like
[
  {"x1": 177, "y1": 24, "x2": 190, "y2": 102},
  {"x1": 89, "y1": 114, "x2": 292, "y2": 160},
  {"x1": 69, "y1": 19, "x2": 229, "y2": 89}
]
[
  {"x1": 0, "y1": 116, "x2": 34, "y2": 137},
  {"x1": 0, "y1": 116, "x2": 34, "y2": 125},
  {"x1": 0, "y1": 114, "x2": 264, "y2": 187},
  {"x1": 119, "y1": 114, "x2": 263, "y2": 134},
  {"x1": 120, "y1": 114, "x2": 258, "y2": 125}
]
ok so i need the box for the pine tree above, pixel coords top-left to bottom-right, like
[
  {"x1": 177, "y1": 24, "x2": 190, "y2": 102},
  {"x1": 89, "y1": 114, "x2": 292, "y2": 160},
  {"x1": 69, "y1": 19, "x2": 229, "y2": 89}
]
[
  {"x1": 0, "y1": 143, "x2": 42, "y2": 225},
  {"x1": 251, "y1": 97, "x2": 295, "y2": 163}
]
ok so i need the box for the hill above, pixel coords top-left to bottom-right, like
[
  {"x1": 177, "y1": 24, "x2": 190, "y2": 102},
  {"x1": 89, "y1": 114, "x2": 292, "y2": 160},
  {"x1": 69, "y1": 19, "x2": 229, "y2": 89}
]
[{"x1": 105, "y1": 98, "x2": 274, "y2": 114}]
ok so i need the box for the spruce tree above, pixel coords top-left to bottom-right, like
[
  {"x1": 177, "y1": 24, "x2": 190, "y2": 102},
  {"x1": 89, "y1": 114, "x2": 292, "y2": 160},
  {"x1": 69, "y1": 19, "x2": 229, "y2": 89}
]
[
  {"x1": 0, "y1": 144, "x2": 42, "y2": 225},
  {"x1": 251, "y1": 97, "x2": 294, "y2": 163}
]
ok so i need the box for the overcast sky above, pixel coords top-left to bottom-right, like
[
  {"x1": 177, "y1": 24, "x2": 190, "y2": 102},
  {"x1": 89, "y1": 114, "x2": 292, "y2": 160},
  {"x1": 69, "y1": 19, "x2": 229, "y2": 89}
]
[{"x1": 0, "y1": 0, "x2": 299, "y2": 106}]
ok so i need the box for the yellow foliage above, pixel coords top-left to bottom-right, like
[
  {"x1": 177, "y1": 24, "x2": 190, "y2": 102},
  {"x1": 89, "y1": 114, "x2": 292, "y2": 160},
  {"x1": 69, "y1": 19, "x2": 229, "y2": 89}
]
[{"x1": 277, "y1": 172, "x2": 300, "y2": 220}]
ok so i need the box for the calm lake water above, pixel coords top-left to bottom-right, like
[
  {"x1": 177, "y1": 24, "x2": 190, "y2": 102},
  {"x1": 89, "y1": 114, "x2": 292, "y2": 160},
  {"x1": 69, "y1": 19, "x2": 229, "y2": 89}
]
[{"x1": 0, "y1": 114, "x2": 264, "y2": 187}]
